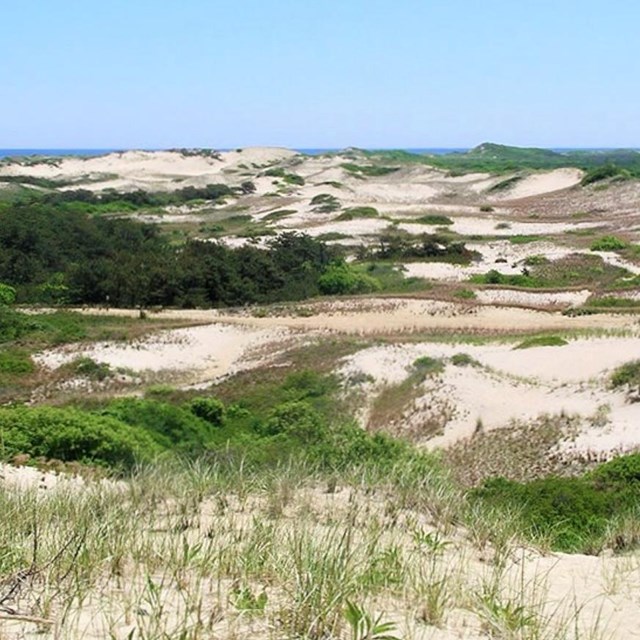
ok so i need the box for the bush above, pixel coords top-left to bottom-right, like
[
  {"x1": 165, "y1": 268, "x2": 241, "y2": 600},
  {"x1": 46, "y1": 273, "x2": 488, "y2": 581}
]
[
  {"x1": 609, "y1": 360, "x2": 640, "y2": 390},
  {"x1": 73, "y1": 357, "x2": 113, "y2": 381},
  {"x1": 0, "y1": 283, "x2": 16, "y2": 306},
  {"x1": 590, "y1": 236, "x2": 627, "y2": 252},
  {"x1": 412, "y1": 356, "x2": 444, "y2": 375},
  {"x1": 472, "y1": 465, "x2": 640, "y2": 553},
  {"x1": 336, "y1": 206, "x2": 379, "y2": 221},
  {"x1": 590, "y1": 454, "x2": 640, "y2": 486},
  {"x1": 103, "y1": 398, "x2": 216, "y2": 453},
  {"x1": 318, "y1": 261, "x2": 381, "y2": 295},
  {"x1": 451, "y1": 353, "x2": 479, "y2": 367},
  {"x1": 262, "y1": 401, "x2": 327, "y2": 444},
  {"x1": 416, "y1": 214, "x2": 453, "y2": 225},
  {"x1": 0, "y1": 406, "x2": 159, "y2": 467},
  {"x1": 189, "y1": 397, "x2": 226, "y2": 427},
  {"x1": 514, "y1": 335, "x2": 568, "y2": 349},
  {"x1": 0, "y1": 349, "x2": 35, "y2": 374}
]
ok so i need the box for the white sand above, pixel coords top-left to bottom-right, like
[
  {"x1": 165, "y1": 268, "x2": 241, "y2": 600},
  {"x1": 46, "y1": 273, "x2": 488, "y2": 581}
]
[
  {"x1": 492, "y1": 168, "x2": 583, "y2": 200},
  {"x1": 0, "y1": 148, "x2": 296, "y2": 192},
  {"x1": 34, "y1": 323, "x2": 291, "y2": 383},
  {"x1": 338, "y1": 337, "x2": 640, "y2": 452},
  {"x1": 475, "y1": 288, "x2": 591, "y2": 307}
]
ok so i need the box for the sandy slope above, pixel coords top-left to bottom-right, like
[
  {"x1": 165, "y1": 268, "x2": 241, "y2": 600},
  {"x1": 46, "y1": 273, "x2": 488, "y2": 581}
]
[
  {"x1": 492, "y1": 168, "x2": 583, "y2": 200},
  {"x1": 338, "y1": 337, "x2": 640, "y2": 454},
  {"x1": 0, "y1": 148, "x2": 296, "y2": 191}
]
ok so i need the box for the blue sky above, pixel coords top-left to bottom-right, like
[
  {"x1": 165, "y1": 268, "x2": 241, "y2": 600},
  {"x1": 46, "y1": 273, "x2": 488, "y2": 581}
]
[{"x1": 1, "y1": 0, "x2": 638, "y2": 148}]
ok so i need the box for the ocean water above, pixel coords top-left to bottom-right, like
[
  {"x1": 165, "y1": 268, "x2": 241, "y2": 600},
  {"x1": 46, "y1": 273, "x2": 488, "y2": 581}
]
[
  {"x1": 0, "y1": 149, "x2": 119, "y2": 159},
  {"x1": 2, "y1": 147, "x2": 635, "y2": 160},
  {"x1": 0, "y1": 147, "x2": 468, "y2": 160}
]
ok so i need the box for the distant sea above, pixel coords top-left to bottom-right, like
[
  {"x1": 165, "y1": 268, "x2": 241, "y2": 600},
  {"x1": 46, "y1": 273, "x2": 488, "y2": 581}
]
[
  {"x1": 0, "y1": 148, "x2": 469, "y2": 160},
  {"x1": 0, "y1": 149, "x2": 119, "y2": 159},
  {"x1": 1, "y1": 147, "x2": 636, "y2": 160}
]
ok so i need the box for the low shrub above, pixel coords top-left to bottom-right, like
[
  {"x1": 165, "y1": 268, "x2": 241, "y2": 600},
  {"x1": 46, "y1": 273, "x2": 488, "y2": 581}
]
[
  {"x1": 318, "y1": 261, "x2": 381, "y2": 295},
  {"x1": 336, "y1": 206, "x2": 379, "y2": 221},
  {"x1": 590, "y1": 236, "x2": 628, "y2": 252},
  {"x1": 415, "y1": 214, "x2": 453, "y2": 225},
  {"x1": 103, "y1": 398, "x2": 216, "y2": 453},
  {"x1": 609, "y1": 360, "x2": 640, "y2": 391},
  {"x1": 514, "y1": 335, "x2": 568, "y2": 349},
  {"x1": 189, "y1": 396, "x2": 226, "y2": 427},
  {"x1": 472, "y1": 458, "x2": 640, "y2": 553},
  {"x1": 0, "y1": 406, "x2": 159, "y2": 467}
]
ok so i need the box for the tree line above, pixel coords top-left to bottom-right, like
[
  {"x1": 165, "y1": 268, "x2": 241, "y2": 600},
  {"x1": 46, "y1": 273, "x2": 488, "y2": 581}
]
[{"x1": 0, "y1": 203, "x2": 335, "y2": 307}]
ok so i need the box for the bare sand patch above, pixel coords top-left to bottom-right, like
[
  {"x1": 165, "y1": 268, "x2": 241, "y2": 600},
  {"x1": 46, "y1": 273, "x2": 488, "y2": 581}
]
[
  {"x1": 338, "y1": 336, "x2": 640, "y2": 453},
  {"x1": 475, "y1": 288, "x2": 591, "y2": 307},
  {"x1": 0, "y1": 148, "x2": 296, "y2": 192},
  {"x1": 34, "y1": 323, "x2": 291, "y2": 383},
  {"x1": 493, "y1": 168, "x2": 583, "y2": 200}
]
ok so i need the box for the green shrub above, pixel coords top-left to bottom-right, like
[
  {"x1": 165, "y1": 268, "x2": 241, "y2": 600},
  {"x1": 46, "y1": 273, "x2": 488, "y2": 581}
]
[
  {"x1": 590, "y1": 454, "x2": 640, "y2": 486},
  {"x1": 609, "y1": 360, "x2": 640, "y2": 390},
  {"x1": 451, "y1": 353, "x2": 479, "y2": 367},
  {"x1": 472, "y1": 466, "x2": 640, "y2": 553},
  {"x1": 514, "y1": 335, "x2": 568, "y2": 349},
  {"x1": 414, "y1": 214, "x2": 453, "y2": 225},
  {"x1": 318, "y1": 261, "x2": 381, "y2": 295},
  {"x1": 310, "y1": 193, "x2": 341, "y2": 213},
  {"x1": 590, "y1": 236, "x2": 627, "y2": 252},
  {"x1": 262, "y1": 401, "x2": 327, "y2": 444},
  {"x1": 0, "y1": 283, "x2": 16, "y2": 306},
  {"x1": 103, "y1": 398, "x2": 216, "y2": 453},
  {"x1": 341, "y1": 163, "x2": 399, "y2": 177},
  {"x1": 189, "y1": 397, "x2": 226, "y2": 427},
  {"x1": 454, "y1": 288, "x2": 477, "y2": 300},
  {"x1": 0, "y1": 406, "x2": 159, "y2": 467},
  {"x1": 412, "y1": 356, "x2": 444, "y2": 375},
  {"x1": 336, "y1": 206, "x2": 379, "y2": 221},
  {"x1": 73, "y1": 357, "x2": 113, "y2": 381},
  {"x1": 523, "y1": 254, "x2": 548, "y2": 266},
  {"x1": 0, "y1": 349, "x2": 35, "y2": 375},
  {"x1": 581, "y1": 164, "x2": 630, "y2": 186}
]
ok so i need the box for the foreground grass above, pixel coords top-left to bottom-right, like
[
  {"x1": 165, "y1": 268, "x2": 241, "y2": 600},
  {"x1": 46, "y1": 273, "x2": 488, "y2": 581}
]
[{"x1": 1, "y1": 457, "x2": 636, "y2": 639}]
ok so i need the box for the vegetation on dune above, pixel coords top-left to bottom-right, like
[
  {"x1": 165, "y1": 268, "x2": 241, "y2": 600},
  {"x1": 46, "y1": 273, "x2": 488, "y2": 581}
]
[
  {"x1": 310, "y1": 193, "x2": 341, "y2": 213},
  {"x1": 426, "y1": 143, "x2": 640, "y2": 176},
  {"x1": 471, "y1": 253, "x2": 629, "y2": 289},
  {"x1": 609, "y1": 359, "x2": 640, "y2": 396},
  {"x1": 317, "y1": 260, "x2": 382, "y2": 295},
  {"x1": 335, "y1": 206, "x2": 379, "y2": 220},
  {"x1": 590, "y1": 235, "x2": 628, "y2": 252},
  {"x1": 263, "y1": 167, "x2": 305, "y2": 186},
  {"x1": 341, "y1": 163, "x2": 400, "y2": 177},
  {"x1": 357, "y1": 230, "x2": 477, "y2": 264},
  {"x1": 0, "y1": 203, "x2": 350, "y2": 307},
  {"x1": 414, "y1": 214, "x2": 453, "y2": 226},
  {"x1": 514, "y1": 335, "x2": 568, "y2": 349},
  {"x1": 472, "y1": 456, "x2": 640, "y2": 553}
]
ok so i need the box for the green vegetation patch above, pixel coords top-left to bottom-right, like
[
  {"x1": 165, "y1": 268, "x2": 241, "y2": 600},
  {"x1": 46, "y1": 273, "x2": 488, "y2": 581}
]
[
  {"x1": 486, "y1": 175, "x2": 523, "y2": 193},
  {"x1": 471, "y1": 254, "x2": 628, "y2": 289},
  {"x1": 609, "y1": 360, "x2": 640, "y2": 391},
  {"x1": 318, "y1": 261, "x2": 381, "y2": 295},
  {"x1": 0, "y1": 406, "x2": 160, "y2": 467},
  {"x1": 472, "y1": 454, "x2": 640, "y2": 553},
  {"x1": 590, "y1": 235, "x2": 628, "y2": 252},
  {"x1": 264, "y1": 167, "x2": 305, "y2": 186},
  {"x1": 311, "y1": 193, "x2": 341, "y2": 213},
  {"x1": 335, "y1": 206, "x2": 379, "y2": 221},
  {"x1": 341, "y1": 163, "x2": 400, "y2": 177},
  {"x1": 414, "y1": 214, "x2": 453, "y2": 226},
  {"x1": 514, "y1": 335, "x2": 568, "y2": 349}
]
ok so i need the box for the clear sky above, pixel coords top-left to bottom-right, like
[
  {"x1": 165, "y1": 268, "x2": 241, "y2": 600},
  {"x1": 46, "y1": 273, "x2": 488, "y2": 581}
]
[{"x1": 1, "y1": 0, "x2": 639, "y2": 149}]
